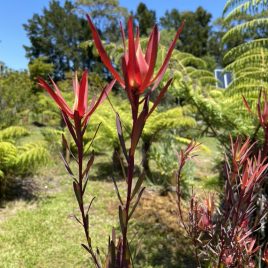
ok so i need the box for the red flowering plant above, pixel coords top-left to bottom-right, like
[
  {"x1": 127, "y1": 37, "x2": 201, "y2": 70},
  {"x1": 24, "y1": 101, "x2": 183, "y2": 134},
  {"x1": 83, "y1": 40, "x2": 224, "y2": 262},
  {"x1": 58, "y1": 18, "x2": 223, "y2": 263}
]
[
  {"x1": 176, "y1": 138, "x2": 268, "y2": 267},
  {"x1": 87, "y1": 16, "x2": 184, "y2": 267},
  {"x1": 38, "y1": 70, "x2": 115, "y2": 267}
]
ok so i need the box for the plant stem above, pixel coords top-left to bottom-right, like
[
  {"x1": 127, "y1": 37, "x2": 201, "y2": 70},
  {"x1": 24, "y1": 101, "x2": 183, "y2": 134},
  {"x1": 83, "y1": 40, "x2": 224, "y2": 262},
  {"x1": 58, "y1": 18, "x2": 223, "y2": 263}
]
[
  {"x1": 121, "y1": 154, "x2": 134, "y2": 268},
  {"x1": 75, "y1": 119, "x2": 101, "y2": 268},
  {"x1": 121, "y1": 94, "x2": 139, "y2": 268}
]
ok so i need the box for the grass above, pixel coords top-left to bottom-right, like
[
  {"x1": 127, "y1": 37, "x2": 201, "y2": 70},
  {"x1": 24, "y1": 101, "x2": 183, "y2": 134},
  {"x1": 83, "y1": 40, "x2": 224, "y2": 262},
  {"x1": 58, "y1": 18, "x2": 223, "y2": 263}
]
[{"x1": 0, "y1": 173, "x2": 118, "y2": 268}]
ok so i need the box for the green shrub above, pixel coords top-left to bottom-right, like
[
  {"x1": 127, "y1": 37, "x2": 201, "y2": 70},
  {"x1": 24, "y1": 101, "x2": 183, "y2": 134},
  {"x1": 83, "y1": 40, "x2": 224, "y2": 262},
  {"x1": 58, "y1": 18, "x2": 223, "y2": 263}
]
[{"x1": 0, "y1": 126, "x2": 49, "y2": 198}]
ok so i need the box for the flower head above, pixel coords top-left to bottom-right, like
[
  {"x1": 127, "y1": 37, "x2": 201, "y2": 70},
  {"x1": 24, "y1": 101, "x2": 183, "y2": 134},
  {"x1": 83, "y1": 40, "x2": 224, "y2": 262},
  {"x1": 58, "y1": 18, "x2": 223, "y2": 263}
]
[
  {"x1": 38, "y1": 70, "x2": 115, "y2": 125},
  {"x1": 87, "y1": 16, "x2": 184, "y2": 95},
  {"x1": 197, "y1": 195, "x2": 214, "y2": 230},
  {"x1": 222, "y1": 250, "x2": 234, "y2": 266},
  {"x1": 243, "y1": 91, "x2": 268, "y2": 129}
]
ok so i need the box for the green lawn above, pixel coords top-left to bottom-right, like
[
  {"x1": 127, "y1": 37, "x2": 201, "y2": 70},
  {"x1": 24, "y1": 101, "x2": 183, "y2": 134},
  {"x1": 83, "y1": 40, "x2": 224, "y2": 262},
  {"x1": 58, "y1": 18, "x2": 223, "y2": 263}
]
[{"x1": 0, "y1": 175, "x2": 118, "y2": 268}]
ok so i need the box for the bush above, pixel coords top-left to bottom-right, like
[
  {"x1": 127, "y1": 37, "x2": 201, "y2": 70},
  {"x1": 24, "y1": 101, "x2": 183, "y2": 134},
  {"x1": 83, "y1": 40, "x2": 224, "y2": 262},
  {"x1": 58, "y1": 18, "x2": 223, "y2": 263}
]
[{"x1": 0, "y1": 126, "x2": 49, "y2": 198}]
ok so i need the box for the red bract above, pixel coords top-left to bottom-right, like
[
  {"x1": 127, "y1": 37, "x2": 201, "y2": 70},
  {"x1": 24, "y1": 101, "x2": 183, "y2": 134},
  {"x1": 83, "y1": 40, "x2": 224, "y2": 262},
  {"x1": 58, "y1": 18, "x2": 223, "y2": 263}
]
[
  {"x1": 222, "y1": 251, "x2": 234, "y2": 266},
  {"x1": 87, "y1": 15, "x2": 184, "y2": 95},
  {"x1": 243, "y1": 91, "x2": 268, "y2": 129},
  {"x1": 239, "y1": 151, "x2": 268, "y2": 193},
  {"x1": 244, "y1": 237, "x2": 259, "y2": 255},
  {"x1": 198, "y1": 194, "x2": 214, "y2": 230},
  {"x1": 38, "y1": 70, "x2": 115, "y2": 125}
]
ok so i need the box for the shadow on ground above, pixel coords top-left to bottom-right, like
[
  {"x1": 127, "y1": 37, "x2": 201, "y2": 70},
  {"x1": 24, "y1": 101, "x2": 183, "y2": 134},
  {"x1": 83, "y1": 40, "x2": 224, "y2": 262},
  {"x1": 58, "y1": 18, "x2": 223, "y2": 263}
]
[
  {"x1": 0, "y1": 176, "x2": 38, "y2": 206},
  {"x1": 130, "y1": 189, "x2": 196, "y2": 268}
]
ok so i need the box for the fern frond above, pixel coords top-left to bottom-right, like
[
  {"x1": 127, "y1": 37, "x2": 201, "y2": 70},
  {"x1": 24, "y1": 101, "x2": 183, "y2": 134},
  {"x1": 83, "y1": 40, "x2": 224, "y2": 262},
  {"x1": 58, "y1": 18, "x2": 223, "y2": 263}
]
[
  {"x1": 17, "y1": 143, "x2": 49, "y2": 172},
  {"x1": 0, "y1": 141, "x2": 18, "y2": 170},
  {"x1": 223, "y1": 18, "x2": 268, "y2": 43},
  {"x1": 144, "y1": 107, "x2": 196, "y2": 139},
  {"x1": 41, "y1": 127, "x2": 64, "y2": 151},
  {"x1": 225, "y1": 52, "x2": 268, "y2": 71},
  {"x1": 224, "y1": 0, "x2": 267, "y2": 21},
  {"x1": 0, "y1": 126, "x2": 29, "y2": 140},
  {"x1": 223, "y1": 0, "x2": 266, "y2": 15},
  {"x1": 225, "y1": 83, "x2": 268, "y2": 97},
  {"x1": 224, "y1": 39, "x2": 268, "y2": 63}
]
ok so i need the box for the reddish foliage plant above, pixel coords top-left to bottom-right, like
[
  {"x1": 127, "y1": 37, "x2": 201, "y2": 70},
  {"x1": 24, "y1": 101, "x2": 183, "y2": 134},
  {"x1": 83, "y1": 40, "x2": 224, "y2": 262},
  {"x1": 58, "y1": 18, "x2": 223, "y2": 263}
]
[
  {"x1": 87, "y1": 16, "x2": 184, "y2": 268},
  {"x1": 39, "y1": 71, "x2": 115, "y2": 267},
  {"x1": 176, "y1": 139, "x2": 268, "y2": 267}
]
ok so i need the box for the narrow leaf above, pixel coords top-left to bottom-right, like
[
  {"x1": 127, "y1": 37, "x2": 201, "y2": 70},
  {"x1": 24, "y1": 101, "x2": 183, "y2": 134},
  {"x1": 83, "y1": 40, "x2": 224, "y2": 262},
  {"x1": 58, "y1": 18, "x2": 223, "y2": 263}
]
[
  {"x1": 83, "y1": 122, "x2": 102, "y2": 154},
  {"x1": 119, "y1": 205, "x2": 127, "y2": 233},
  {"x1": 131, "y1": 172, "x2": 145, "y2": 200},
  {"x1": 60, "y1": 153, "x2": 78, "y2": 183},
  {"x1": 73, "y1": 214, "x2": 83, "y2": 226},
  {"x1": 130, "y1": 99, "x2": 149, "y2": 155},
  {"x1": 62, "y1": 134, "x2": 77, "y2": 162},
  {"x1": 86, "y1": 197, "x2": 96, "y2": 215},
  {"x1": 116, "y1": 151, "x2": 127, "y2": 182},
  {"x1": 81, "y1": 243, "x2": 91, "y2": 253},
  {"x1": 62, "y1": 111, "x2": 77, "y2": 143},
  {"x1": 129, "y1": 187, "x2": 146, "y2": 219},
  {"x1": 86, "y1": 15, "x2": 124, "y2": 86},
  {"x1": 111, "y1": 176, "x2": 123, "y2": 205},
  {"x1": 73, "y1": 181, "x2": 82, "y2": 205},
  {"x1": 82, "y1": 153, "x2": 95, "y2": 179},
  {"x1": 116, "y1": 113, "x2": 128, "y2": 162}
]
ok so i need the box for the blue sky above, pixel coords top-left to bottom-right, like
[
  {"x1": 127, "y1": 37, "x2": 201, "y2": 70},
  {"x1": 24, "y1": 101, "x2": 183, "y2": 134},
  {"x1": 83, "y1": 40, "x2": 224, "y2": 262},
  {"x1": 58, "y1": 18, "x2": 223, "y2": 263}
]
[{"x1": 0, "y1": 0, "x2": 226, "y2": 70}]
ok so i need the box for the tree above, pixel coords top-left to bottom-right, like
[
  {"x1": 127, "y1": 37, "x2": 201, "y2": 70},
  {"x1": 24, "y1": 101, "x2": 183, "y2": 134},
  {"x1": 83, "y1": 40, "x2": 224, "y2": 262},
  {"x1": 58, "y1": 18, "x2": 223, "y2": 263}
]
[
  {"x1": 160, "y1": 7, "x2": 212, "y2": 58},
  {"x1": 0, "y1": 71, "x2": 35, "y2": 128},
  {"x1": 76, "y1": 0, "x2": 129, "y2": 42},
  {"x1": 23, "y1": 0, "x2": 91, "y2": 80},
  {"x1": 135, "y1": 2, "x2": 156, "y2": 36},
  {"x1": 28, "y1": 57, "x2": 54, "y2": 92}
]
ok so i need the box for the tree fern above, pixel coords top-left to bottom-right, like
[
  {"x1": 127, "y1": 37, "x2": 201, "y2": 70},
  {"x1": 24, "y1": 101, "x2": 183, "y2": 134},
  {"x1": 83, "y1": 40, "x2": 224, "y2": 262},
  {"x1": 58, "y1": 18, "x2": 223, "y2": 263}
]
[
  {"x1": 0, "y1": 126, "x2": 50, "y2": 184},
  {"x1": 223, "y1": 18, "x2": 268, "y2": 43},
  {"x1": 0, "y1": 126, "x2": 29, "y2": 140},
  {"x1": 143, "y1": 107, "x2": 196, "y2": 141},
  {"x1": 223, "y1": 0, "x2": 268, "y2": 111},
  {"x1": 16, "y1": 143, "x2": 50, "y2": 173},
  {"x1": 0, "y1": 141, "x2": 18, "y2": 171},
  {"x1": 224, "y1": 38, "x2": 268, "y2": 62},
  {"x1": 223, "y1": 0, "x2": 268, "y2": 17}
]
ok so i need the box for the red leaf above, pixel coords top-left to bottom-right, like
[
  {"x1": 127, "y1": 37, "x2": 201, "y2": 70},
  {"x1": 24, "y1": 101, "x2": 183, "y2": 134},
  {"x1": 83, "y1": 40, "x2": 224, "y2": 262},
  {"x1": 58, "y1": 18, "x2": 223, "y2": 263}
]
[
  {"x1": 130, "y1": 98, "x2": 149, "y2": 155},
  {"x1": 139, "y1": 25, "x2": 159, "y2": 93},
  {"x1": 127, "y1": 17, "x2": 139, "y2": 86},
  {"x1": 151, "y1": 21, "x2": 185, "y2": 89},
  {"x1": 77, "y1": 70, "x2": 88, "y2": 116},
  {"x1": 38, "y1": 77, "x2": 73, "y2": 117},
  {"x1": 87, "y1": 15, "x2": 124, "y2": 86}
]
